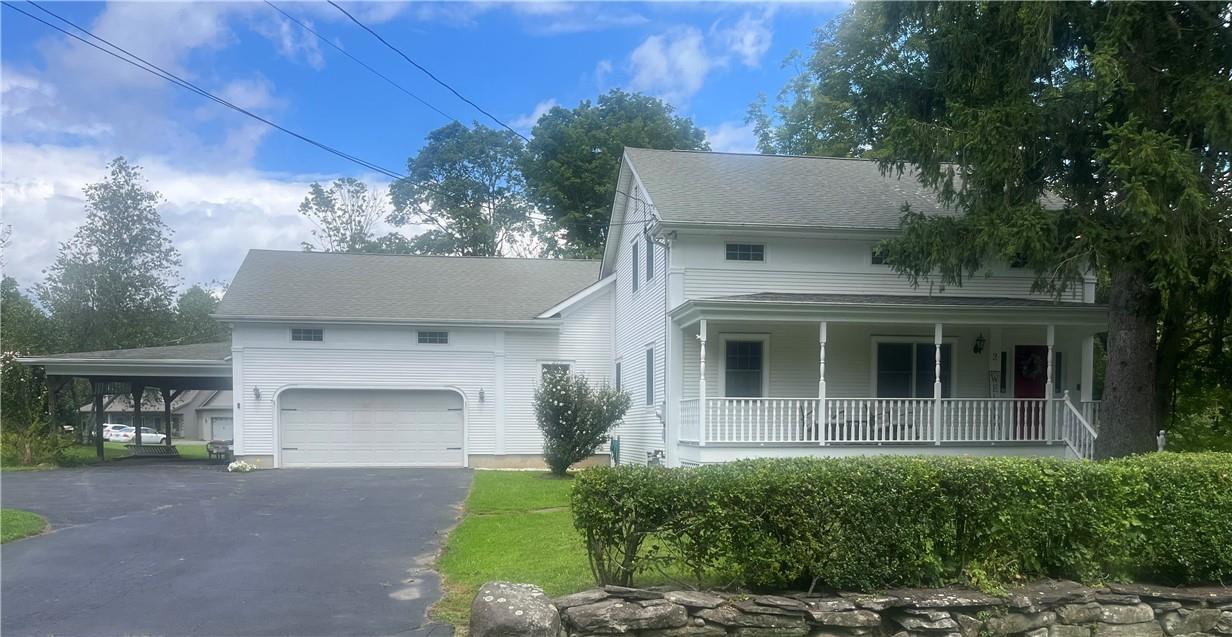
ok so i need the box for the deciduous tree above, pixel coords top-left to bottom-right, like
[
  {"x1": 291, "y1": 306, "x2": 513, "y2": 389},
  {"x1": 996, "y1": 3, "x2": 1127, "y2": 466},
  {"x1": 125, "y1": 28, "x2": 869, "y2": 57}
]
[
  {"x1": 522, "y1": 90, "x2": 709, "y2": 257},
  {"x1": 389, "y1": 122, "x2": 535, "y2": 256},
  {"x1": 37, "y1": 157, "x2": 181, "y2": 352},
  {"x1": 299, "y1": 178, "x2": 407, "y2": 253}
]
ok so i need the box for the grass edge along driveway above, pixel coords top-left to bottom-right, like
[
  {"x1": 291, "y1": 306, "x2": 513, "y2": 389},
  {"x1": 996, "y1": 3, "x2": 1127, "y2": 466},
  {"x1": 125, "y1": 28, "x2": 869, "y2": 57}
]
[
  {"x1": 432, "y1": 470, "x2": 592, "y2": 631},
  {"x1": 1, "y1": 509, "x2": 47, "y2": 543},
  {"x1": 2, "y1": 442, "x2": 208, "y2": 472}
]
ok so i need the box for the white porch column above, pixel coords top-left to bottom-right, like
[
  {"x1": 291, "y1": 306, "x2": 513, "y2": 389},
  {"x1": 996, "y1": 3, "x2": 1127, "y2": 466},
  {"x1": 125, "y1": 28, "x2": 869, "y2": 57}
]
[
  {"x1": 933, "y1": 323, "x2": 943, "y2": 445},
  {"x1": 698, "y1": 319, "x2": 708, "y2": 447},
  {"x1": 1080, "y1": 333, "x2": 1095, "y2": 403},
  {"x1": 818, "y1": 321, "x2": 827, "y2": 446},
  {"x1": 1045, "y1": 324, "x2": 1056, "y2": 442}
]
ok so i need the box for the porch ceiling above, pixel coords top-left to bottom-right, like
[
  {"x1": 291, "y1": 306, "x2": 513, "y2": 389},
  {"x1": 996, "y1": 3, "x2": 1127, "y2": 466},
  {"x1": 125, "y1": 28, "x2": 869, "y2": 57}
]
[{"x1": 673, "y1": 292, "x2": 1108, "y2": 327}]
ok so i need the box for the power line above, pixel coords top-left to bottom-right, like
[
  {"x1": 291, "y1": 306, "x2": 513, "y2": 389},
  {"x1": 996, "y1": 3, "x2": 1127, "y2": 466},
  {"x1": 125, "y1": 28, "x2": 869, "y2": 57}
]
[
  {"x1": 326, "y1": 0, "x2": 531, "y2": 143},
  {"x1": 263, "y1": 1, "x2": 457, "y2": 125},
  {"x1": 8, "y1": 0, "x2": 407, "y2": 180}
]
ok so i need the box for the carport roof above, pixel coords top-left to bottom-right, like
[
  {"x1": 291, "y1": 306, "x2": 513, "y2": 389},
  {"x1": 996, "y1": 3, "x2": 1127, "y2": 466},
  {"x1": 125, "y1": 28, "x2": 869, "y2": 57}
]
[
  {"x1": 28, "y1": 341, "x2": 231, "y2": 362},
  {"x1": 215, "y1": 250, "x2": 601, "y2": 324}
]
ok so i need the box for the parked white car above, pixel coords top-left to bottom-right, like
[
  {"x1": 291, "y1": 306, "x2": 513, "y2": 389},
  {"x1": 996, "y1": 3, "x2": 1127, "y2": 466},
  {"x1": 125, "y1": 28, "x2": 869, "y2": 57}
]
[
  {"x1": 102, "y1": 424, "x2": 128, "y2": 441},
  {"x1": 109, "y1": 426, "x2": 167, "y2": 445}
]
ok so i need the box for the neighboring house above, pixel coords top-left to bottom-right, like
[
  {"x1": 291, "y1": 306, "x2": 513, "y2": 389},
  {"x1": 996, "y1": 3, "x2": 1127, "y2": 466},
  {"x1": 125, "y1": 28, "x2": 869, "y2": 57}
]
[
  {"x1": 26, "y1": 148, "x2": 1106, "y2": 468},
  {"x1": 79, "y1": 390, "x2": 235, "y2": 440}
]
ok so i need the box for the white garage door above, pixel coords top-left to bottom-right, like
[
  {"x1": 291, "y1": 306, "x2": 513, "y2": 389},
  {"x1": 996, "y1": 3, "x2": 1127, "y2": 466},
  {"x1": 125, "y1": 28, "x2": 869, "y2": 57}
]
[{"x1": 279, "y1": 389, "x2": 464, "y2": 467}]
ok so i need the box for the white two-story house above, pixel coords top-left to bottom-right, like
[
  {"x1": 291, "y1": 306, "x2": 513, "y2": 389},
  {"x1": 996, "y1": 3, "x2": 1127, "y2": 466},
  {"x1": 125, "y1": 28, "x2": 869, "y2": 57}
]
[{"x1": 28, "y1": 148, "x2": 1105, "y2": 468}]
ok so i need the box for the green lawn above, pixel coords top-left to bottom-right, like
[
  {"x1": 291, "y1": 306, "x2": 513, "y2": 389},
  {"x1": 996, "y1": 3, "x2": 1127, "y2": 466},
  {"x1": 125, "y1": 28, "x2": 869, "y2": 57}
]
[
  {"x1": 1, "y1": 509, "x2": 47, "y2": 543},
  {"x1": 4, "y1": 441, "x2": 209, "y2": 471},
  {"x1": 433, "y1": 471, "x2": 592, "y2": 630}
]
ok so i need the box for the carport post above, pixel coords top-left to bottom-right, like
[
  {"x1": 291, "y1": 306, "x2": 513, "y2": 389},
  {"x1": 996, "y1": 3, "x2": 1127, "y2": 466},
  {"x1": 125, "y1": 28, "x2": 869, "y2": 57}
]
[
  {"x1": 46, "y1": 376, "x2": 64, "y2": 436},
  {"x1": 160, "y1": 387, "x2": 180, "y2": 447},
  {"x1": 131, "y1": 384, "x2": 145, "y2": 447},
  {"x1": 92, "y1": 382, "x2": 105, "y2": 461}
]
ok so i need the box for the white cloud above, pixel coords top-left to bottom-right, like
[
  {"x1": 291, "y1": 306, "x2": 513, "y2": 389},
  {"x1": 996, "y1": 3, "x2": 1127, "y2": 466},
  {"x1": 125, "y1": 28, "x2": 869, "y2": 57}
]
[
  {"x1": 511, "y1": 99, "x2": 559, "y2": 131},
  {"x1": 511, "y1": 3, "x2": 648, "y2": 35},
  {"x1": 705, "y1": 121, "x2": 759, "y2": 154},
  {"x1": 0, "y1": 143, "x2": 409, "y2": 289},
  {"x1": 628, "y1": 28, "x2": 712, "y2": 104},
  {"x1": 594, "y1": 59, "x2": 614, "y2": 88},
  {"x1": 713, "y1": 10, "x2": 775, "y2": 68}
]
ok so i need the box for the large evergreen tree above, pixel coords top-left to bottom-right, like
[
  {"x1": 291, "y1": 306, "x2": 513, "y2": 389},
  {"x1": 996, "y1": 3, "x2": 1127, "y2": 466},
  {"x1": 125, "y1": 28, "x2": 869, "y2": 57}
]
[
  {"x1": 522, "y1": 90, "x2": 709, "y2": 257},
  {"x1": 37, "y1": 157, "x2": 181, "y2": 352},
  {"x1": 756, "y1": 2, "x2": 1232, "y2": 457}
]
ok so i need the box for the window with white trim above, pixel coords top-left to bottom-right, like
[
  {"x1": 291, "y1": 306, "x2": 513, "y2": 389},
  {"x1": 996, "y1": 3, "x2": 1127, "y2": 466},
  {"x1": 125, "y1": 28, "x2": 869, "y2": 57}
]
[
  {"x1": 724, "y1": 340, "x2": 766, "y2": 397},
  {"x1": 291, "y1": 328, "x2": 323, "y2": 342},
  {"x1": 725, "y1": 243, "x2": 765, "y2": 262},
  {"x1": 875, "y1": 342, "x2": 952, "y2": 398},
  {"x1": 614, "y1": 361, "x2": 622, "y2": 391},
  {"x1": 871, "y1": 247, "x2": 888, "y2": 265},
  {"x1": 418, "y1": 331, "x2": 449, "y2": 344}
]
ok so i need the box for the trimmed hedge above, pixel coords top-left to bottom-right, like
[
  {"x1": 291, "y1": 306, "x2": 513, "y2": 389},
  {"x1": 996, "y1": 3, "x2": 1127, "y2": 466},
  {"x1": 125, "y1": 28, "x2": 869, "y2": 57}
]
[{"x1": 571, "y1": 453, "x2": 1232, "y2": 591}]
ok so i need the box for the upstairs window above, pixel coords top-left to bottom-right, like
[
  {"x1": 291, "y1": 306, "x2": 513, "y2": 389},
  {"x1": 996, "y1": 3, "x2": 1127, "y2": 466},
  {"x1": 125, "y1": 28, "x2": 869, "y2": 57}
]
[
  {"x1": 614, "y1": 361, "x2": 622, "y2": 391},
  {"x1": 871, "y1": 247, "x2": 888, "y2": 265},
  {"x1": 645, "y1": 237, "x2": 654, "y2": 281},
  {"x1": 418, "y1": 331, "x2": 449, "y2": 344},
  {"x1": 631, "y1": 240, "x2": 640, "y2": 292},
  {"x1": 725, "y1": 243, "x2": 765, "y2": 262},
  {"x1": 291, "y1": 328, "x2": 323, "y2": 342}
]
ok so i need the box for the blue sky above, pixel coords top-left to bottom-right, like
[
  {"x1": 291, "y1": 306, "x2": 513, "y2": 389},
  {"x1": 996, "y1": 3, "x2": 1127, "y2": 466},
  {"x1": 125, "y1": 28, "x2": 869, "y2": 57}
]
[{"x1": 1, "y1": 1, "x2": 843, "y2": 286}]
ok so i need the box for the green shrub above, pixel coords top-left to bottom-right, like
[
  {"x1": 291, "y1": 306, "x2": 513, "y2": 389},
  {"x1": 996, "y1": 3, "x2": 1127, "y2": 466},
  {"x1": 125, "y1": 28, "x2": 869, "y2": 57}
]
[
  {"x1": 1, "y1": 427, "x2": 71, "y2": 467},
  {"x1": 534, "y1": 369, "x2": 630, "y2": 476},
  {"x1": 572, "y1": 453, "x2": 1232, "y2": 591}
]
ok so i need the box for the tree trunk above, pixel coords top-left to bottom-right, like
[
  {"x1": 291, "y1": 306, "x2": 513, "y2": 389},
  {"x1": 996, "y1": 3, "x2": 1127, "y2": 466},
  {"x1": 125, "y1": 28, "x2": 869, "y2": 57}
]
[
  {"x1": 1155, "y1": 288, "x2": 1188, "y2": 430},
  {"x1": 1095, "y1": 267, "x2": 1161, "y2": 458}
]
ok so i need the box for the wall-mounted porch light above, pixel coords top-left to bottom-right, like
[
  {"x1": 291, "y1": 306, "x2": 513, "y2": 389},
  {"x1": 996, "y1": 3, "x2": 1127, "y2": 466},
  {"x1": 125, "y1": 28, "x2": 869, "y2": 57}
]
[
  {"x1": 973, "y1": 333, "x2": 986, "y2": 354},
  {"x1": 252, "y1": 386, "x2": 261, "y2": 401},
  {"x1": 478, "y1": 388, "x2": 485, "y2": 403}
]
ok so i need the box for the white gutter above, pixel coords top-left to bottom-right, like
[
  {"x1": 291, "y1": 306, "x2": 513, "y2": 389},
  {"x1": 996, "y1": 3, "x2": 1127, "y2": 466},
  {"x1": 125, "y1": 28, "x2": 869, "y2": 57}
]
[{"x1": 211, "y1": 315, "x2": 564, "y2": 330}]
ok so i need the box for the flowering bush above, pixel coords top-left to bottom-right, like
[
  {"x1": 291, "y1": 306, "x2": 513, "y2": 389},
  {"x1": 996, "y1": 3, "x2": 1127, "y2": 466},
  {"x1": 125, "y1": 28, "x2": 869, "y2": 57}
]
[
  {"x1": 534, "y1": 368, "x2": 630, "y2": 476},
  {"x1": 226, "y1": 460, "x2": 256, "y2": 473}
]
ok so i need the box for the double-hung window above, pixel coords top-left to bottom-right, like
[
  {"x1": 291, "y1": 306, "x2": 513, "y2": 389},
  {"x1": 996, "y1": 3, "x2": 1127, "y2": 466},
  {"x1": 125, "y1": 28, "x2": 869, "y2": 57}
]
[
  {"x1": 723, "y1": 339, "x2": 766, "y2": 397},
  {"x1": 875, "y1": 342, "x2": 952, "y2": 398}
]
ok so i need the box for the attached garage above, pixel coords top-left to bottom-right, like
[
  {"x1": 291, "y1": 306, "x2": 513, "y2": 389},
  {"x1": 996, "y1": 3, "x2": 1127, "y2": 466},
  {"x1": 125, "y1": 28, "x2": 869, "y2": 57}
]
[{"x1": 278, "y1": 389, "x2": 465, "y2": 467}]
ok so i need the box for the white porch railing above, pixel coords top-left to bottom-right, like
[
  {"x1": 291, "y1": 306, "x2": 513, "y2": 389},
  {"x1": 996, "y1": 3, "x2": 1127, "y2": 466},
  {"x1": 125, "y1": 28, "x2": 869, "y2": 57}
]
[
  {"x1": 1060, "y1": 392, "x2": 1098, "y2": 459},
  {"x1": 1081, "y1": 400, "x2": 1101, "y2": 430},
  {"x1": 825, "y1": 398, "x2": 935, "y2": 443},
  {"x1": 678, "y1": 396, "x2": 1098, "y2": 456},
  {"x1": 704, "y1": 398, "x2": 820, "y2": 444},
  {"x1": 680, "y1": 398, "x2": 701, "y2": 442},
  {"x1": 939, "y1": 398, "x2": 1050, "y2": 443}
]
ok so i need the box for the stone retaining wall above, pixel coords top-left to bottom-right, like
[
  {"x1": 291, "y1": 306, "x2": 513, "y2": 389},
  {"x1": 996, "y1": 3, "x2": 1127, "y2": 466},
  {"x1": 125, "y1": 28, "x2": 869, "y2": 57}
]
[{"x1": 470, "y1": 581, "x2": 1232, "y2": 637}]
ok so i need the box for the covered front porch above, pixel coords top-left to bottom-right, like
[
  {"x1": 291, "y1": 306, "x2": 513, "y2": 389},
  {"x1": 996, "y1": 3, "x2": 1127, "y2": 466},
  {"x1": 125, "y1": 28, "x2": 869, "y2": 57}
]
[{"x1": 668, "y1": 293, "x2": 1107, "y2": 464}]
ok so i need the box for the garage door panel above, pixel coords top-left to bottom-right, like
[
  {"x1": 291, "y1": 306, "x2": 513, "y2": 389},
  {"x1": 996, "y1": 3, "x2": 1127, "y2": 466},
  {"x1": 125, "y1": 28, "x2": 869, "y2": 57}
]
[{"x1": 279, "y1": 389, "x2": 464, "y2": 467}]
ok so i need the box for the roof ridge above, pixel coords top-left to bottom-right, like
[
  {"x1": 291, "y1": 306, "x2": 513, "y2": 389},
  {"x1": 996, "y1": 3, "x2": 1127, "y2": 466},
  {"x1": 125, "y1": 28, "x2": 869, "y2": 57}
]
[
  {"x1": 625, "y1": 147, "x2": 884, "y2": 163},
  {"x1": 248, "y1": 249, "x2": 599, "y2": 263}
]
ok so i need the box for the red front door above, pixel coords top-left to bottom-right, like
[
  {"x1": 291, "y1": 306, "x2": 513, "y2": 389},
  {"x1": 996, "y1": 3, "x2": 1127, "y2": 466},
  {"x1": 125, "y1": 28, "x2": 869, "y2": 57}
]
[{"x1": 1014, "y1": 345, "x2": 1048, "y2": 439}]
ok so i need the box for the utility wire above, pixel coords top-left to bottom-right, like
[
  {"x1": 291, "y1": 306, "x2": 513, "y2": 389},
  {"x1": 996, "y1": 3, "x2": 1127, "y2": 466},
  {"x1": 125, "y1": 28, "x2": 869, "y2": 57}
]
[
  {"x1": 9, "y1": 0, "x2": 407, "y2": 180},
  {"x1": 326, "y1": 0, "x2": 530, "y2": 143},
  {"x1": 263, "y1": 1, "x2": 457, "y2": 125}
]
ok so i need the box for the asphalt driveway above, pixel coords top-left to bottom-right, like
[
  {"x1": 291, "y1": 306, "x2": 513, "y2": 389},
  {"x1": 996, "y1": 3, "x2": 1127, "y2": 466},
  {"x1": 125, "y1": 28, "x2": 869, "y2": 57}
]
[{"x1": 2, "y1": 463, "x2": 472, "y2": 637}]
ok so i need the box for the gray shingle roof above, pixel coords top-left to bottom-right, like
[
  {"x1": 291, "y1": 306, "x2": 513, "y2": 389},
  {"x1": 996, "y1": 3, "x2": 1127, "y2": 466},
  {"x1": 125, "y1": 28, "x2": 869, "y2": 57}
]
[
  {"x1": 36, "y1": 341, "x2": 231, "y2": 361},
  {"x1": 625, "y1": 148, "x2": 960, "y2": 229},
  {"x1": 215, "y1": 250, "x2": 600, "y2": 322},
  {"x1": 709, "y1": 292, "x2": 1098, "y2": 309}
]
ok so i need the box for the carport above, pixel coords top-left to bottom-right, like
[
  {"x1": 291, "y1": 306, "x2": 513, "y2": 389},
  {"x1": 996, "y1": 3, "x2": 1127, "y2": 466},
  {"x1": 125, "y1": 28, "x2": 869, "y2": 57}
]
[{"x1": 18, "y1": 342, "x2": 232, "y2": 460}]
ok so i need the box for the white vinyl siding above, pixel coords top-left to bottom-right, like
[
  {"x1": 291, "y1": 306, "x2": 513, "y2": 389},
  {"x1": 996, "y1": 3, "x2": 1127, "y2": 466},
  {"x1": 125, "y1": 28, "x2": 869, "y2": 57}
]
[
  {"x1": 674, "y1": 235, "x2": 1085, "y2": 303},
  {"x1": 610, "y1": 179, "x2": 667, "y2": 465}
]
